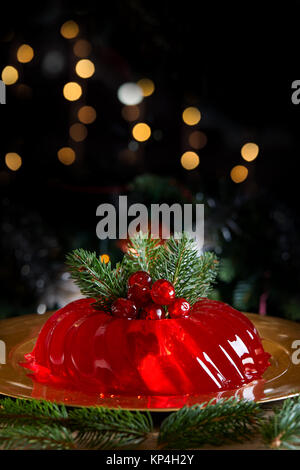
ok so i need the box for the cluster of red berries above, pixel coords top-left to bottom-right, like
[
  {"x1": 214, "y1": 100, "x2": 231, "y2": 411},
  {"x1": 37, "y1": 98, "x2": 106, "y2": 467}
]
[{"x1": 111, "y1": 271, "x2": 191, "y2": 320}]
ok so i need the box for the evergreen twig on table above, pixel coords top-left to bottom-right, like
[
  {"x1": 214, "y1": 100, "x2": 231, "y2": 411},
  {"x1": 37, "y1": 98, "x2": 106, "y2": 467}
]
[
  {"x1": 0, "y1": 398, "x2": 153, "y2": 450},
  {"x1": 158, "y1": 398, "x2": 262, "y2": 449},
  {"x1": 261, "y1": 397, "x2": 300, "y2": 450},
  {"x1": 2, "y1": 396, "x2": 300, "y2": 449}
]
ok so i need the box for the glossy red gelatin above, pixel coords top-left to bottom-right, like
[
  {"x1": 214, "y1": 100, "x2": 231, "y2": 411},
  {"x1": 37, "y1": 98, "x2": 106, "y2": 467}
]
[{"x1": 22, "y1": 298, "x2": 270, "y2": 396}]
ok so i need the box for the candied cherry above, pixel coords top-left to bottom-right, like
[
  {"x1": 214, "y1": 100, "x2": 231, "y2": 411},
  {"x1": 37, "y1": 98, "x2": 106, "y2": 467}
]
[
  {"x1": 128, "y1": 271, "x2": 152, "y2": 287},
  {"x1": 168, "y1": 298, "x2": 190, "y2": 318},
  {"x1": 140, "y1": 302, "x2": 166, "y2": 320},
  {"x1": 111, "y1": 298, "x2": 138, "y2": 319},
  {"x1": 127, "y1": 284, "x2": 151, "y2": 308},
  {"x1": 151, "y1": 279, "x2": 175, "y2": 305}
]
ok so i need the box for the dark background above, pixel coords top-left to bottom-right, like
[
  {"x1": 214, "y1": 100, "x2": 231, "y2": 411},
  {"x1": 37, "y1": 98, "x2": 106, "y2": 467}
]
[{"x1": 0, "y1": 1, "x2": 299, "y2": 320}]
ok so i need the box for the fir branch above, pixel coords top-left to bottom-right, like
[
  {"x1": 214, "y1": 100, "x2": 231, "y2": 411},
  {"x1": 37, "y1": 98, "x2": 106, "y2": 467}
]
[
  {"x1": 151, "y1": 233, "x2": 218, "y2": 304},
  {"x1": 68, "y1": 407, "x2": 153, "y2": 449},
  {"x1": 0, "y1": 398, "x2": 153, "y2": 450},
  {"x1": 158, "y1": 398, "x2": 262, "y2": 449},
  {"x1": 2, "y1": 396, "x2": 300, "y2": 450},
  {"x1": 260, "y1": 397, "x2": 300, "y2": 450},
  {"x1": 123, "y1": 232, "x2": 161, "y2": 273},
  {"x1": 65, "y1": 233, "x2": 218, "y2": 308},
  {"x1": 0, "y1": 425, "x2": 77, "y2": 450},
  {"x1": 66, "y1": 249, "x2": 128, "y2": 310},
  {"x1": 0, "y1": 397, "x2": 68, "y2": 424}
]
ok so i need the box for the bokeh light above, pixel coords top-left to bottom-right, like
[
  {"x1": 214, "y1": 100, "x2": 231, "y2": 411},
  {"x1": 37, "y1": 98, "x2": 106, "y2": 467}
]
[
  {"x1": 57, "y1": 147, "x2": 76, "y2": 165},
  {"x1": 182, "y1": 107, "x2": 201, "y2": 126},
  {"x1": 241, "y1": 142, "x2": 259, "y2": 162},
  {"x1": 137, "y1": 78, "x2": 155, "y2": 97},
  {"x1": 100, "y1": 254, "x2": 110, "y2": 264},
  {"x1": 230, "y1": 165, "x2": 248, "y2": 183},
  {"x1": 60, "y1": 20, "x2": 79, "y2": 39},
  {"x1": 132, "y1": 123, "x2": 151, "y2": 142},
  {"x1": 17, "y1": 44, "x2": 34, "y2": 63},
  {"x1": 188, "y1": 130, "x2": 207, "y2": 149},
  {"x1": 77, "y1": 106, "x2": 97, "y2": 124},
  {"x1": 69, "y1": 123, "x2": 88, "y2": 142},
  {"x1": 73, "y1": 39, "x2": 92, "y2": 58},
  {"x1": 121, "y1": 105, "x2": 140, "y2": 122},
  {"x1": 1, "y1": 66, "x2": 18, "y2": 85},
  {"x1": 63, "y1": 82, "x2": 82, "y2": 101},
  {"x1": 117, "y1": 82, "x2": 143, "y2": 105},
  {"x1": 5, "y1": 153, "x2": 22, "y2": 171},
  {"x1": 75, "y1": 59, "x2": 95, "y2": 78},
  {"x1": 180, "y1": 151, "x2": 200, "y2": 170}
]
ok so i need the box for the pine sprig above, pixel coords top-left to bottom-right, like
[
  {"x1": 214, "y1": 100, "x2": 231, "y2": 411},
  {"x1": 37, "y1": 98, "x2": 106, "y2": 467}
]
[
  {"x1": 123, "y1": 232, "x2": 161, "y2": 273},
  {"x1": 0, "y1": 424, "x2": 77, "y2": 450},
  {"x1": 151, "y1": 233, "x2": 218, "y2": 304},
  {"x1": 158, "y1": 398, "x2": 262, "y2": 449},
  {"x1": 65, "y1": 249, "x2": 128, "y2": 310},
  {"x1": 2, "y1": 397, "x2": 300, "y2": 449},
  {"x1": 69, "y1": 407, "x2": 153, "y2": 449},
  {"x1": 261, "y1": 397, "x2": 300, "y2": 450},
  {"x1": 0, "y1": 398, "x2": 153, "y2": 450},
  {"x1": 65, "y1": 232, "x2": 218, "y2": 308}
]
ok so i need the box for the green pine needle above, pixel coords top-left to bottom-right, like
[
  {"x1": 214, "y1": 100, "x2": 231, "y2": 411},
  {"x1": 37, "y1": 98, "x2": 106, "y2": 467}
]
[
  {"x1": 65, "y1": 232, "x2": 218, "y2": 309},
  {"x1": 261, "y1": 397, "x2": 300, "y2": 450},
  {"x1": 123, "y1": 232, "x2": 161, "y2": 274},
  {"x1": 158, "y1": 398, "x2": 262, "y2": 449},
  {"x1": 151, "y1": 233, "x2": 218, "y2": 304},
  {"x1": 65, "y1": 248, "x2": 128, "y2": 310},
  {"x1": 0, "y1": 398, "x2": 153, "y2": 450},
  {"x1": 2, "y1": 397, "x2": 300, "y2": 449}
]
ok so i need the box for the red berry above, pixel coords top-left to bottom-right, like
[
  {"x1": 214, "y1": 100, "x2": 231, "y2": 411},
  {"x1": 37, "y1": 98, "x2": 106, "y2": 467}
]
[
  {"x1": 140, "y1": 302, "x2": 166, "y2": 320},
  {"x1": 111, "y1": 298, "x2": 138, "y2": 319},
  {"x1": 128, "y1": 271, "x2": 152, "y2": 287},
  {"x1": 151, "y1": 279, "x2": 176, "y2": 305},
  {"x1": 168, "y1": 298, "x2": 190, "y2": 318},
  {"x1": 127, "y1": 284, "x2": 151, "y2": 307}
]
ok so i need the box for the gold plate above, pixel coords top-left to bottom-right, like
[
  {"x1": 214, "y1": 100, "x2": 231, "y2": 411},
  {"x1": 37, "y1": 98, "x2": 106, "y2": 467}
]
[{"x1": 0, "y1": 312, "x2": 299, "y2": 410}]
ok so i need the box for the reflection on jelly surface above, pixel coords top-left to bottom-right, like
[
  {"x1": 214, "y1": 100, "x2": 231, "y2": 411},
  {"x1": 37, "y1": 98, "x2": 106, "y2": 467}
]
[{"x1": 22, "y1": 298, "x2": 270, "y2": 395}]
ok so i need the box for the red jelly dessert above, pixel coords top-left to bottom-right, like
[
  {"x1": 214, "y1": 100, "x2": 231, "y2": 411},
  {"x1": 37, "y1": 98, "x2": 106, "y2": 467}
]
[{"x1": 23, "y1": 297, "x2": 270, "y2": 396}]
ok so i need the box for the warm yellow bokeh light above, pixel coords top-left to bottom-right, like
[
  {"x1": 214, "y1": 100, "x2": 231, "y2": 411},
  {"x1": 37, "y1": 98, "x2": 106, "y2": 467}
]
[
  {"x1": 182, "y1": 107, "x2": 201, "y2": 126},
  {"x1": 69, "y1": 123, "x2": 88, "y2": 142},
  {"x1": 188, "y1": 130, "x2": 207, "y2": 149},
  {"x1": 180, "y1": 151, "x2": 200, "y2": 170},
  {"x1": 137, "y1": 78, "x2": 155, "y2": 97},
  {"x1": 63, "y1": 82, "x2": 82, "y2": 101},
  {"x1": 1, "y1": 66, "x2": 18, "y2": 85},
  {"x1": 57, "y1": 147, "x2": 76, "y2": 165},
  {"x1": 75, "y1": 59, "x2": 95, "y2": 78},
  {"x1": 241, "y1": 142, "x2": 259, "y2": 162},
  {"x1": 77, "y1": 106, "x2": 97, "y2": 124},
  {"x1": 73, "y1": 39, "x2": 92, "y2": 58},
  {"x1": 230, "y1": 165, "x2": 248, "y2": 183},
  {"x1": 17, "y1": 44, "x2": 34, "y2": 63},
  {"x1": 132, "y1": 123, "x2": 151, "y2": 142},
  {"x1": 5, "y1": 153, "x2": 22, "y2": 171},
  {"x1": 121, "y1": 105, "x2": 140, "y2": 122},
  {"x1": 100, "y1": 254, "x2": 110, "y2": 264},
  {"x1": 60, "y1": 20, "x2": 79, "y2": 39}
]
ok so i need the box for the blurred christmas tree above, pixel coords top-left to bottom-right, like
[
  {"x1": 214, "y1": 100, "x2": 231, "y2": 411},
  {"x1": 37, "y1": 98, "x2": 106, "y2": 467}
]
[
  {"x1": 1, "y1": 174, "x2": 299, "y2": 321},
  {"x1": 128, "y1": 174, "x2": 300, "y2": 321}
]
